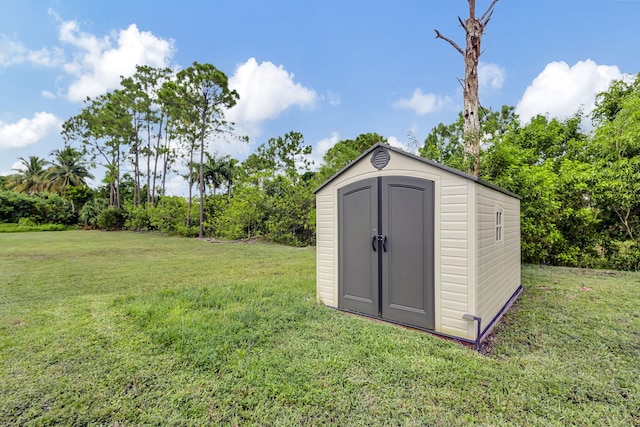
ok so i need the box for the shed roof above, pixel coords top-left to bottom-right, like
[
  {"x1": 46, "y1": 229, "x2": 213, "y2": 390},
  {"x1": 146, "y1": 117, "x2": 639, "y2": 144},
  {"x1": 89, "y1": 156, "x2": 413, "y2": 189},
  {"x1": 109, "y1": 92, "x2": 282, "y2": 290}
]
[{"x1": 313, "y1": 142, "x2": 521, "y2": 200}]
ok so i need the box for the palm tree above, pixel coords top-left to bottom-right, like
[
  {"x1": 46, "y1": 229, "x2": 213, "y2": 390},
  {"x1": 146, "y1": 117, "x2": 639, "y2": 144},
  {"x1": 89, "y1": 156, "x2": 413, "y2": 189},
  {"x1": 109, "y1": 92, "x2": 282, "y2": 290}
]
[
  {"x1": 202, "y1": 152, "x2": 232, "y2": 196},
  {"x1": 6, "y1": 156, "x2": 49, "y2": 194},
  {"x1": 224, "y1": 157, "x2": 238, "y2": 199},
  {"x1": 46, "y1": 146, "x2": 94, "y2": 196}
]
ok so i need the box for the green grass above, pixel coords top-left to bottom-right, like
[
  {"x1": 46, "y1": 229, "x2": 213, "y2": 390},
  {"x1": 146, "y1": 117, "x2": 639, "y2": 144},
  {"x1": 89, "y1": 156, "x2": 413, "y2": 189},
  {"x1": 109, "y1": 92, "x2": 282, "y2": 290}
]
[{"x1": 1, "y1": 231, "x2": 638, "y2": 426}]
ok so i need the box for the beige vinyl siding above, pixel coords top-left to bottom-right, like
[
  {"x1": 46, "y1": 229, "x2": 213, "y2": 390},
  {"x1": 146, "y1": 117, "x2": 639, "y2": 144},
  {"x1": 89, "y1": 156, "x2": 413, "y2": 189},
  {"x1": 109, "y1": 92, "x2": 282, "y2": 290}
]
[
  {"x1": 315, "y1": 190, "x2": 336, "y2": 306},
  {"x1": 475, "y1": 186, "x2": 521, "y2": 329},
  {"x1": 439, "y1": 180, "x2": 471, "y2": 338}
]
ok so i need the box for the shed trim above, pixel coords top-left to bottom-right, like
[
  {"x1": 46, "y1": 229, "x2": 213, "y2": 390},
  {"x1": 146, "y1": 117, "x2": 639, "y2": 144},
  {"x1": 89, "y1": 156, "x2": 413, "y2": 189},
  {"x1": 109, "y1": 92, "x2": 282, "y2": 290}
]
[{"x1": 313, "y1": 142, "x2": 522, "y2": 200}]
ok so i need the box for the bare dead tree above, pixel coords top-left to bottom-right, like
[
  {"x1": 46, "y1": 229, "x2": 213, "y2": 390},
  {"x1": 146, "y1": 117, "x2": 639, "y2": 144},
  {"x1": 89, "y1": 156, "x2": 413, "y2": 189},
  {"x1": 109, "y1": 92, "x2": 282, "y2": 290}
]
[{"x1": 435, "y1": 0, "x2": 498, "y2": 176}]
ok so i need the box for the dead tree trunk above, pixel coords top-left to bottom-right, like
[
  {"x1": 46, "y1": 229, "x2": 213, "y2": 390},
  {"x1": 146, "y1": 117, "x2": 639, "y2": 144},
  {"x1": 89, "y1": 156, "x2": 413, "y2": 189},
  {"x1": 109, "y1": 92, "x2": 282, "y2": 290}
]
[{"x1": 435, "y1": 0, "x2": 498, "y2": 176}]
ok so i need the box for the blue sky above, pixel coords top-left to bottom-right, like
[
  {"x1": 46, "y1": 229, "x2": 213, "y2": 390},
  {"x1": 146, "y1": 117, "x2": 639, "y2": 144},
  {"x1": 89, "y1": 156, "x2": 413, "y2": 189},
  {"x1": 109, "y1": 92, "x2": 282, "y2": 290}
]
[{"x1": 1, "y1": 0, "x2": 639, "y2": 193}]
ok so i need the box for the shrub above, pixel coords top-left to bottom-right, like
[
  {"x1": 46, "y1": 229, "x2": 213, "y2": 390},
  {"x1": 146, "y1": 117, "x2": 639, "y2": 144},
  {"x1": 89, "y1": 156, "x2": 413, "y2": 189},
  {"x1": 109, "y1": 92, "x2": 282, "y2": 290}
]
[
  {"x1": 37, "y1": 193, "x2": 76, "y2": 225},
  {"x1": 17, "y1": 217, "x2": 38, "y2": 227},
  {"x1": 0, "y1": 190, "x2": 39, "y2": 223},
  {"x1": 148, "y1": 197, "x2": 198, "y2": 235},
  {"x1": 79, "y1": 198, "x2": 109, "y2": 229},
  {"x1": 608, "y1": 240, "x2": 640, "y2": 272},
  {"x1": 97, "y1": 206, "x2": 126, "y2": 231},
  {"x1": 124, "y1": 203, "x2": 152, "y2": 231}
]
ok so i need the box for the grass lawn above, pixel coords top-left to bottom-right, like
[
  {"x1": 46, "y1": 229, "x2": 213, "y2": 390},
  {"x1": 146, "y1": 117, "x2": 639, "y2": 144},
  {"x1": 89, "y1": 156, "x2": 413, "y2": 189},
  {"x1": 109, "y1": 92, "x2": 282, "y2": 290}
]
[{"x1": 1, "y1": 231, "x2": 638, "y2": 426}]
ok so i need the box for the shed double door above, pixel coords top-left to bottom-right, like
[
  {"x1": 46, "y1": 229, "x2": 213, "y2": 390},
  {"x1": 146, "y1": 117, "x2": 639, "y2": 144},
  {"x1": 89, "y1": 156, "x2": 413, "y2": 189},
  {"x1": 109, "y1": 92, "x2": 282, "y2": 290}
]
[{"x1": 338, "y1": 176, "x2": 434, "y2": 330}]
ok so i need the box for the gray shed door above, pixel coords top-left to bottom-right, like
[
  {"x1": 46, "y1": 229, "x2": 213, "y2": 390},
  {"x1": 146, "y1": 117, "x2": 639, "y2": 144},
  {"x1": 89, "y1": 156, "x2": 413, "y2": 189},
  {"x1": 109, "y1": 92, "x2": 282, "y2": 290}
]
[{"x1": 338, "y1": 176, "x2": 434, "y2": 330}]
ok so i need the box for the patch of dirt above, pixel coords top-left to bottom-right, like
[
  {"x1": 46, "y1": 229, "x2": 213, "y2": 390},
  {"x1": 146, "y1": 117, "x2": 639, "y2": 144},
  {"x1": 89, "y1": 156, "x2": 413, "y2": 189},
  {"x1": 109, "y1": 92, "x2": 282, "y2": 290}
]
[{"x1": 199, "y1": 236, "x2": 267, "y2": 244}]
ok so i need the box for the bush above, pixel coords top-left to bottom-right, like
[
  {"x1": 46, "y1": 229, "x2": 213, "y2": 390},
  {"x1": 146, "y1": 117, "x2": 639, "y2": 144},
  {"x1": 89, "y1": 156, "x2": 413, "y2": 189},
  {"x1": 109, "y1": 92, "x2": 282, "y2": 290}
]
[
  {"x1": 150, "y1": 197, "x2": 199, "y2": 235},
  {"x1": 202, "y1": 195, "x2": 230, "y2": 237},
  {"x1": 0, "y1": 190, "x2": 40, "y2": 223},
  {"x1": 97, "y1": 206, "x2": 126, "y2": 231},
  {"x1": 121, "y1": 197, "x2": 200, "y2": 236},
  {"x1": 79, "y1": 198, "x2": 109, "y2": 229},
  {"x1": 608, "y1": 240, "x2": 640, "y2": 272},
  {"x1": 37, "y1": 193, "x2": 76, "y2": 225},
  {"x1": 0, "y1": 223, "x2": 68, "y2": 233},
  {"x1": 0, "y1": 190, "x2": 76, "y2": 225},
  {"x1": 18, "y1": 217, "x2": 38, "y2": 227},
  {"x1": 124, "y1": 203, "x2": 152, "y2": 231}
]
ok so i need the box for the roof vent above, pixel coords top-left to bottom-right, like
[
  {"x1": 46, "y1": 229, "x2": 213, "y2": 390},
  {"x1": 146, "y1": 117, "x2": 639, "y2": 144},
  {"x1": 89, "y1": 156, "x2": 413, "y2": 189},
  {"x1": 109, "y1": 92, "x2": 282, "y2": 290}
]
[{"x1": 371, "y1": 146, "x2": 390, "y2": 170}]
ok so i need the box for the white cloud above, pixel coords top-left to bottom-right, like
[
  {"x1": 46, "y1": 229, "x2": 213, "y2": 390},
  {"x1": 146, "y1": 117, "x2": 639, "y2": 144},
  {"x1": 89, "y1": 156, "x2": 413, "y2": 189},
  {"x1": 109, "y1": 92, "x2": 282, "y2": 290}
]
[
  {"x1": 0, "y1": 161, "x2": 24, "y2": 176},
  {"x1": 0, "y1": 112, "x2": 61, "y2": 149},
  {"x1": 59, "y1": 20, "x2": 175, "y2": 102},
  {"x1": 326, "y1": 91, "x2": 342, "y2": 106},
  {"x1": 479, "y1": 62, "x2": 505, "y2": 91},
  {"x1": 227, "y1": 58, "x2": 318, "y2": 129},
  {"x1": 308, "y1": 132, "x2": 340, "y2": 170},
  {"x1": 207, "y1": 137, "x2": 253, "y2": 162},
  {"x1": 387, "y1": 136, "x2": 412, "y2": 153},
  {"x1": 0, "y1": 34, "x2": 63, "y2": 67},
  {"x1": 42, "y1": 90, "x2": 56, "y2": 99},
  {"x1": 516, "y1": 59, "x2": 625, "y2": 124},
  {"x1": 394, "y1": 89, "x2": 452, "y2": 115},
  {"x1": 0, "y1": 35, "x2": 25, "y2": 66},
  {"x1": 164, "y1": 174, "x2": 189, "y2": 197}
]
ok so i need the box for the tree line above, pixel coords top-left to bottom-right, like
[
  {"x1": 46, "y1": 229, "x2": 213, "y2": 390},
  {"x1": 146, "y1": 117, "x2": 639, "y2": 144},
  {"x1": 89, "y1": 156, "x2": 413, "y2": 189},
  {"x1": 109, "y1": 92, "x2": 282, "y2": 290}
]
[
  {"x1": 1, "y1": 65, "x2": 639, "y2": 270},
  {"x1": 421, "y1": 74, "x2": 640, "y2": 270}
]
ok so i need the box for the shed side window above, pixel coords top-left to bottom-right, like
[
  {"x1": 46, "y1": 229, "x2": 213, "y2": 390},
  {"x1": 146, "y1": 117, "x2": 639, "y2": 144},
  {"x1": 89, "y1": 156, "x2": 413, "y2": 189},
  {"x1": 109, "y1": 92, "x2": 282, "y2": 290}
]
[{"x1": 495, "y1": 210, "x2": 503, "y2": 241}]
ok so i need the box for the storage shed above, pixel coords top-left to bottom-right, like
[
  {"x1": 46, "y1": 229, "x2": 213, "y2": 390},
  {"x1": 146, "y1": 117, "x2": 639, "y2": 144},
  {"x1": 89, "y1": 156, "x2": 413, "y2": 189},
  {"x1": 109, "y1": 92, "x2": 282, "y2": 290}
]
[{"x1": 314, "y1": 143, "x2": 522, "y2": 346}]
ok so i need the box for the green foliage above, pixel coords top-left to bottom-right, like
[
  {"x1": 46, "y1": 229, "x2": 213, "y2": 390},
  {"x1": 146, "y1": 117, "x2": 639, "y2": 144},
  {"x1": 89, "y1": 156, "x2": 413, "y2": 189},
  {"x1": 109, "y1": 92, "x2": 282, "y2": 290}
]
[
  {"x1": 64, "y1": 184, "x2": 93, "y2": 213},
  {"x1": 97, "y1": 206, "x2": 126, "y2": 230},
  {"x1": 419, "y1": 106, "x2": 518, "y2": 171},
  {"x1": 212, "y1": 132, "x2": 316, "y2": 245},
  {"x1": 0, "y1": 190, "x2": 39, "y2": 223},
  {"x1": 262, "y1": 176, "x2": 315, "y2": 245},
  {"x1": 46, "y1": 146, "x2": 94, "y2": 195},
  {"x1": 4, "y1": 156, "x2": 49, "y2": 194},
  {"x1": 200, "y1": 194, "x2": 229, "y2": 238},
  {"x1": 150, "y1": 197, "x2": 198, "y2": 236},
  {"x1": 214, "y1": 185, "x2": 265, "y2": 240},
  {"x1": 0, "y1": 190, "x2": 75, "y2": 225},
  {"x1": 37, "y1": 193, "x2": 76, "y2": 225},
  {"x1": 122, "y1": 196, "x2": 200, "y2": 237},
  {"x1": 17, "y1": 217, "x2": 38, "y2": 227},
  {"x1": 592, "y1": 72, "x2": 640, "y2": 126},
  {"x1": 481, "y1": 113, "x2": 590, "y2": 266},
  {"x1": 124, "y1": 202, "x2": 152, "y2": 231},
  {"x1": 0, "y1": 222, "x2": 69, "y2": 232},
  {"x1": 79, "y1": 198, "x2": 109, "y2": 229},
  {"x1": 202, "y1": 152, "x2": 235, "y2": 196}
]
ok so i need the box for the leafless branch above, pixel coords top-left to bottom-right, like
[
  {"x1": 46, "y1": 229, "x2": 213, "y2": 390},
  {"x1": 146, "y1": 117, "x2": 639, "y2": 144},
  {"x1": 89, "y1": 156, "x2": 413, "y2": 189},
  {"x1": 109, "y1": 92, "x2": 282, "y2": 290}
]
[
  {"x1": 458, "y1": 16, "x2": 469, "y2": 33},
  {"x1": 482, "y1": 8, "x2": 495, "y2": 27},
  {"x1": 481, "y1": 0, "x2": 499, "y2": 24},
  {"x1": 434, "y1": 30, "x2": 464, "y2": 56}
]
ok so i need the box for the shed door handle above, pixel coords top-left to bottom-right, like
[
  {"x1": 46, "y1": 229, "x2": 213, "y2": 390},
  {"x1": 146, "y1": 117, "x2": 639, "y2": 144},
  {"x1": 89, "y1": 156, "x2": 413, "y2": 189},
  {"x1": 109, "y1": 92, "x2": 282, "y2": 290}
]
[
  {"x1": 371, "y1": 235, "x2": 377, "y2": 252},
  {"x1": 382, "y1": 235, "x2": 387, "y2": 252}
]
